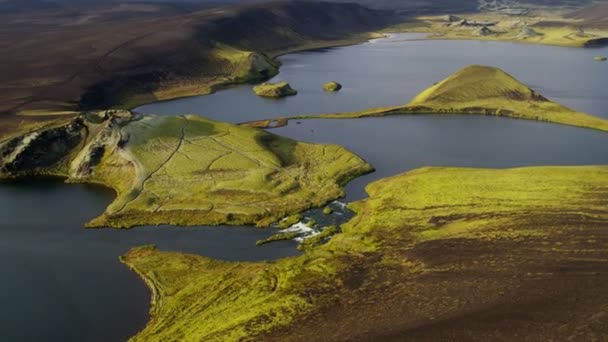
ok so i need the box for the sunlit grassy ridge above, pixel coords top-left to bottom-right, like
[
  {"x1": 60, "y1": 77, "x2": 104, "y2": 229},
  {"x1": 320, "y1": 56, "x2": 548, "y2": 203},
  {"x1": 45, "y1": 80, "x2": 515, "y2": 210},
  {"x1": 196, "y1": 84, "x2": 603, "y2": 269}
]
[
  {"x1": 300, "y1": 65, "x2": 608, "y2": 132},
  {"x1": 86, "y1": 115, "x2": 372, "y2": 228},
  {"x1": 122, "y1": 165, "x2": 608, "y2": 341}
]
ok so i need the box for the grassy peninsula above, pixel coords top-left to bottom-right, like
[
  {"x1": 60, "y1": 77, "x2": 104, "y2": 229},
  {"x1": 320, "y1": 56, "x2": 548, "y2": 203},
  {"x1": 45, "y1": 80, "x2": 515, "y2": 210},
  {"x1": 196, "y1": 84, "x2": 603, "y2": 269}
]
[
  {"x1": 283, "y1": 65, "x2": 608, "y2": 133},
  {"x1": 0, "y1": 112, "x2": 373, "y2": 228},
  {"x1": 122, "y1": 165, "x2": 608, "y2": 341}
]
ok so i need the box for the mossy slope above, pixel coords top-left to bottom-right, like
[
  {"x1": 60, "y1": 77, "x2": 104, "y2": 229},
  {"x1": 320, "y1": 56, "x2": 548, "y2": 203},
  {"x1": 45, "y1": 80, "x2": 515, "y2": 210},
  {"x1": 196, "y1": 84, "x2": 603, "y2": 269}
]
[
  {"x1": 122, "y1": 165, "x2": 608, "y2": 341},
  {"x1": 313, "y1": 65, "x2": 608, "y2": 132},
  {"x1": 0, "y1": 113, "x2": 373, "y2": 228}
]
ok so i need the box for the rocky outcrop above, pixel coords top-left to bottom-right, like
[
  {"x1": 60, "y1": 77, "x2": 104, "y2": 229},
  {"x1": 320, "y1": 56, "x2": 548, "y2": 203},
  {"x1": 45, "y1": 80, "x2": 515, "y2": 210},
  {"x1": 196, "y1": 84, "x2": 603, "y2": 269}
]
[
  {"x1": 0, "y1": 110, "x2": 139, "y2": 179},
  {"x1": 443, "y1": 15, "x2": 461, "y2": 22},
  {"x1": 519, "y1": 26, "x2": 543, "y2": 38},
  {"x1": 253, "y1": 82, "x2": 298, "y2": 98},
  {"x1": 323, "y1": 81, "x2": 343, "y2": 92},
  {"x1": 246, "y1": 52, "x2": 279, "y2": 81},
  {"x1": 479, "y1": 25, "x2": 496, "y2": 36},
  {"x1": 0, "y1": 119, "x2": 85, "y2": 176}
]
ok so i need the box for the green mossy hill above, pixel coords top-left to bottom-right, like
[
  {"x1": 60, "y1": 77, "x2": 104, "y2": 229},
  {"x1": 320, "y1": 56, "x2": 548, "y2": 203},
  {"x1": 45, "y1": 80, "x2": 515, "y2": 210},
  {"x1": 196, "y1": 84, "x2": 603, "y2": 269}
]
[
  {"x1": 122, "y1": 165, "x2": 608, "y2": 341},
  {"x1": 314, "y1": 65, "x2": 608, "y2": 133},
  {"x1": 253, "y1": 82, "x2": 298, "y2": 98},
  {"x1": 408, "y1": 65, "x2": 548, "y2": 105},
  {"x1": 323, "y1": 81, "x2": 343, "y2": 92},
  {"x1": 0, "y1": 112, "x2": 372, "y2": 228}
]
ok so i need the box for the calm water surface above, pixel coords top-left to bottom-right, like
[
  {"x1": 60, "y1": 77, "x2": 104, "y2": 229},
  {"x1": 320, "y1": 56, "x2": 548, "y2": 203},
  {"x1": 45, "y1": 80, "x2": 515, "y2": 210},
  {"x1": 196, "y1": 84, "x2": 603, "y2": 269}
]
[
  {"x1": 137, "y1": 33, "x2": 608, "y2": 120},
  {"x1": 273, "y1": 115, "x2": 608, "y2": 201},
  {"x1": 0, "y1": 180, "x2": 298, "y2": 342},
  {"x1": 4, "y1": 34, "x2": 608, "y2": 341}
]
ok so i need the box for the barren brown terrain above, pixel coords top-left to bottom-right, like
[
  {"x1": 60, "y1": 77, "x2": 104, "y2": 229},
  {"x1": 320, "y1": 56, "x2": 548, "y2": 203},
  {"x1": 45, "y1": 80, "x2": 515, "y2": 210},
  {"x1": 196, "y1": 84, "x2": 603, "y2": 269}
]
[{"x1": 0, "y1": 1, "x2": 391, "y2": 116}]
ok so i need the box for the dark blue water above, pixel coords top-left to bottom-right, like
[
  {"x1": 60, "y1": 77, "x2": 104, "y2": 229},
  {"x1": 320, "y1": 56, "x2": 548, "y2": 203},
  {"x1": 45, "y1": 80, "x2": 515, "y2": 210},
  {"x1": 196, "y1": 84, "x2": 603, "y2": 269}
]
[
  {"x1": 273, "y1": 115, "x2": 608, "y2": 201},
  {"x1": 0, "y1": 179, "x2": 299, "y2": 342}
]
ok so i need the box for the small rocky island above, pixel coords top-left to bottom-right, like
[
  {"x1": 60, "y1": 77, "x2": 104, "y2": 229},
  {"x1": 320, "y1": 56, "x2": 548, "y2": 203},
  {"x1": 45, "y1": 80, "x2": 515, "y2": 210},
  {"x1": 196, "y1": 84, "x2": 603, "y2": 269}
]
[
  {"x1": 323, "y1": 81, "x2": 342, "y2": 92},
  {"x1": 595, "y1": 56, "x2": 607, "y2": 61},
  {"x1": 253, "y1": 82, "x2": 297, "y2": 98}
]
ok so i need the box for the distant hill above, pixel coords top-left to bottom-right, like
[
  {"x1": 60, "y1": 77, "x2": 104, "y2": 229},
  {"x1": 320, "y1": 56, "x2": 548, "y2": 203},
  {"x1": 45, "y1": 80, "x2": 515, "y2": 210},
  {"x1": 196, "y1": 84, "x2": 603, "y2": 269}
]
[
  {"x1": 0, "y1": 1, "x2": 391, "y2": 114},
  {"x1": 1, "y1": 0, "x2": 596, "y2": 15},
  {"x1": 565, "y1": 2, "x2": 608, "y2": 28}
]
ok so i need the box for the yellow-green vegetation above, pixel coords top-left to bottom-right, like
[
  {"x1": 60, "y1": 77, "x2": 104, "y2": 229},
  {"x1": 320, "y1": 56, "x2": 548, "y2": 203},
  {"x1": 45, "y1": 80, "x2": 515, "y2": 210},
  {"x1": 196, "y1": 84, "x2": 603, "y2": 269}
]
[
  {"x1": 390, "y1": 11, "x2": 608, "y2": 47},
  {"x1": 278, "y1": 214, "x2": 303, "y2": 229},
  {"x1": 253, "y1": 82, "x2": 298, "y2": 98},
  {"x1": 323, "y1": 81, "x2": 342, "y2": 92},
  {"x1": 256, "y1": 231, "x2": 301, "y2": 246},
  {"x1": 0, "y1": 113, "x2": 372, "y2": 228},
  {"x1": 595, "y1": 56, "x2": 607, "y2": 61},
  {"x1": 322, "y1": 206, "x2": 333, "y2": 215},
  {"x1": 122, "y1": 165, "x2": 608, "y2": 341},
  {"x1": 89, "y1": 115, "x2": 372, "y2": 227},
  {"x1": 139, "y1": 46, "x2": 281, "y2": 108},
  {"x1": 17, "y1": 109, "x2": 81, "y2": 116},
  {"x1": 298, "y1": 225, "x2": 340, "y2": 251},
  {"x1": 301, "y1": 65, "x2": 608, "y2": 133}
]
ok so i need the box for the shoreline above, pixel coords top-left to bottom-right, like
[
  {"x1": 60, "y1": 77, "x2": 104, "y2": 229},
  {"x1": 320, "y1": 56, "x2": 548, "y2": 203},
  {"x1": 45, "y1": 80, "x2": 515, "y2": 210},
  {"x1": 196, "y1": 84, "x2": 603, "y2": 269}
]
[
  {"x1": 122, "y1": 164, "x2": 608, "y2": 341},
  {"x1": 131, "y1": 28, "x2": 607, "y2": 115},
  {"x1": 15, "y1": 25, "x2": 606, "y2": 117},
  {"x1": 122, "y1": 33, "x2": 385, "y2": 112}
]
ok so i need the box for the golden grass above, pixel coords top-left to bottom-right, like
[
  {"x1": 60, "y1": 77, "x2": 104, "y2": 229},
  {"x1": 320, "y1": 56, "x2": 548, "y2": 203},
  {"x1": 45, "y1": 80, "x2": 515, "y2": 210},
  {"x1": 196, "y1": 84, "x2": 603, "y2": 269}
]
[
  {"x1": 82, "y1": 115, "x2": 372, "y2": 228},
  {"x1": 122, "y1": 165, "x2": 608, "y2": 341}
]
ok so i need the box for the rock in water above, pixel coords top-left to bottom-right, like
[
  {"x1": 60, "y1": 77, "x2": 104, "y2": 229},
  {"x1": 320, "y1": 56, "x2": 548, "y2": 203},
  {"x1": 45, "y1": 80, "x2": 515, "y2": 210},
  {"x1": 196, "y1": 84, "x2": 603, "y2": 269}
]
[
  {"x1": 253, "y1": 82, "x2": 297, "y2": 98},
  {"x1": 323, "y1": 81, "x2": 342, "y2": 92}
]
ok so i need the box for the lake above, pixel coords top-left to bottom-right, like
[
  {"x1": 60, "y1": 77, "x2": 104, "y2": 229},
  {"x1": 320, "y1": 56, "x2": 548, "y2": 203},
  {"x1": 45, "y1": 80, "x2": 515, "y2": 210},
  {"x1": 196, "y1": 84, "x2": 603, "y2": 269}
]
[
  {"x1": 3, "y1": 33, "x2": 608, "y2": 341},
  {"x1": 0, "y1": 180, "x2": 299, "y2": 342},
  {"x1": 137, "y1": 33, "x2": 608, "y2": 120}
]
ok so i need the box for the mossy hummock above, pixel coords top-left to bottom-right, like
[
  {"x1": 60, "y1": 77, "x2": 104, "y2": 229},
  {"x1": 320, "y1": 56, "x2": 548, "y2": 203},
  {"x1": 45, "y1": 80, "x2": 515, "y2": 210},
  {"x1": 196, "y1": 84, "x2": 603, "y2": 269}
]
[
  {"x1": 253, "y1": 82, "x2": 298, "y2": 98},
  {"x1": 323, "y1": 81, "x2": 342, "y2": 92},
  {"x1": 0, "y1": 112, "x2": 373, "y2": 228}
]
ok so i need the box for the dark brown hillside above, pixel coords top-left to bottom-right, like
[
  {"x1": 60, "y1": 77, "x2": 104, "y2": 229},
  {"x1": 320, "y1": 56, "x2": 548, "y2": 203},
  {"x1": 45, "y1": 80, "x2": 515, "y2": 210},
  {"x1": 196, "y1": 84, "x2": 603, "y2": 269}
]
[
  {"x1": 0, "y1": 1, "x2": 391, "y2": 116},
  {"x1": 565, "y1": 2, "x2": 608, "y2": 28}
]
